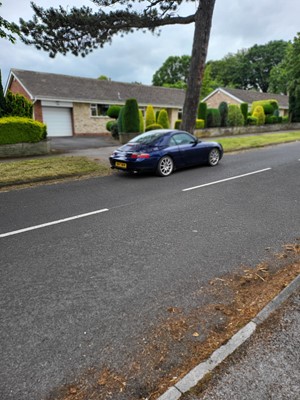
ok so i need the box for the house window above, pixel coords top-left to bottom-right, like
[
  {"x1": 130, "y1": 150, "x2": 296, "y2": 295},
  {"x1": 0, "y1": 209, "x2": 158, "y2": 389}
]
[{"x1": 90, "y1": 104, "x2": 109, "y2": 117}]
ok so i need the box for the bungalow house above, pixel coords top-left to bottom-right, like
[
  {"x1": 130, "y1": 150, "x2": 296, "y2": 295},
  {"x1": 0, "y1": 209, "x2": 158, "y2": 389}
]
[
  {"x1": 202, "y1": 87, "x2": 289, "y2": 116},
  {"x1": 5, "y1": 69, "x2": 185, "y2": 137}
]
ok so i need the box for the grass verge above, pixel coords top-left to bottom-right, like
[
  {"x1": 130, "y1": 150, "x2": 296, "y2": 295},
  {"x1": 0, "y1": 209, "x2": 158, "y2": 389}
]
[
  {"x1": 1, "y1": 131, "x2": 299, "y2": 188},
  {"x1": 214, "y1": 131, "x2": 300, "y2": 152},
  {"x1": 0, "y1": 156, "x2": 111, "y2": 187}
]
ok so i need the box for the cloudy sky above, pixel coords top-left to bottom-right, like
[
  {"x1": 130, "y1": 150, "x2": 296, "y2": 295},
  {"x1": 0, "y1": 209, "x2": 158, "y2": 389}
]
[{"x1": 1, "y1": 0, "x2": 299, "y2": 88}]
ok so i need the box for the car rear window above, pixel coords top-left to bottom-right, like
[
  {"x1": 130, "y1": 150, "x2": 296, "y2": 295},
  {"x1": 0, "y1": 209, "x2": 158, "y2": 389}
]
[{"x1": 130, "y1": 130, "x2": 167, "y2": 145}]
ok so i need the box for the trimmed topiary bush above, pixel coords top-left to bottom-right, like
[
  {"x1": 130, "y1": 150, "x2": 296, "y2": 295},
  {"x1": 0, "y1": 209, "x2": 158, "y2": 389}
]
[
  {"x1": 252, "y1": 105, "x2": 266, "y2": 125},
  {"x1": 110, "y1": 123, "x2": 119, "y2": 140},
  {"x1": 218, "y1": 101, "x2": 229, "y2": 127},
  {"x1": 157, "y1": 109, "x2": 170, "y2": 129},
  {"x1": 197, "y1": 102, "x2": 207, "y2": 126},
  {"x1": 145, "y1": 104, "x2": 156, "y2": 127},
  {"x1": 0, "y1": 117, "x2": 47, "y2": 145},
  {"x1": 195, "y1": 119, "x2": 205, "y2": 129},
  {"x1": 206, "y1": 108, "x2": 221, "y2": 128},
  {"x1": 145, "y1": 123, "x2": 163, "y2": 132},
  {"x1": 106, "y1": 105, "x2": 121, "y2": 119},
  {"x1": 139, "y1": 110, "x2": 145, "y2": 133},
  {"x1": 117, "y1": 106, "x2": 125, "y2": 134},
  {"x1": 174, "y1": 120, "x2": 181, "y2": 129},
  {"x1": 228, "y1": 104, "x2": 244, "y2": 127},
  {"x1": 247, "y1": 115, "x2": 258, "y2": 125},
  {"x1": 240, "y1": 103, "x2": 248, "y2": 125},
  {"x1": 123, "y1": 98, "x2": 140, "y2": 133},
  {"x1": 250, "y1": 100, "x2": 278, "y2": 115}
]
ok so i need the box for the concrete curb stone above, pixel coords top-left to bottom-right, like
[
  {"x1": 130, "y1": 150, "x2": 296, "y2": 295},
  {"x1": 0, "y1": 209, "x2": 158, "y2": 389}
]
[{"x1": 157, "y1": 274, "x2": 300, "y2": 400}]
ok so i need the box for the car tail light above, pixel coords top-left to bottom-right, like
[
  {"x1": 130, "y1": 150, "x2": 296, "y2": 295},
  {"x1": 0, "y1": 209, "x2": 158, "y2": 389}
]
[{"x1": 131, "y1": 153, "x2": 150, "y2": 159}]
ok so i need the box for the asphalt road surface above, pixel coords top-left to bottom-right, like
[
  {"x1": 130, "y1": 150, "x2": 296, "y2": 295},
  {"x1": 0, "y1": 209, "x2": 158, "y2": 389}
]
[{"x1": 0, "y1": 142, "x2": 299, "y2": 399}]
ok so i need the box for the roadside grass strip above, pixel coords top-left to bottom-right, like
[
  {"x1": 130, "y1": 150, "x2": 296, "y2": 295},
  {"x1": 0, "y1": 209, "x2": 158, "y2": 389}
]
[
  {"x1": 215, "y1": 131, "x2": 300, "y2": 152},
  {"x1": 0, "y1": 156, "x2": 111, "y2": 186}
]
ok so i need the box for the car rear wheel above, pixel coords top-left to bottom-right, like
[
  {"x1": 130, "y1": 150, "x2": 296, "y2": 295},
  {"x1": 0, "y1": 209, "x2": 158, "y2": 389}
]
[
  {"x1": 156, "y1": 155, "x2": 174, "y2": 177},
  {"x1": 208, "y1": 148, "x2": 220, "y2": 166}
]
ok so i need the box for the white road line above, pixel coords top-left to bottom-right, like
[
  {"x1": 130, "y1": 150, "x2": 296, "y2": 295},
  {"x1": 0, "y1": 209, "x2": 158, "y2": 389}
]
[
  {"x1": 0, "y1": 208, "x2": 109, "y2": 238},
  {"x1": 182, "y1": 168, "x2": 272, "y2": 192}
]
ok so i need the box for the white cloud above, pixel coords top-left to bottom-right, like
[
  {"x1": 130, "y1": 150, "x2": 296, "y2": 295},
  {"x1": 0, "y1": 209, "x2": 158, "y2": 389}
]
[{"x1": 1, "y1": 0, "x2": 299, "y2": 87}]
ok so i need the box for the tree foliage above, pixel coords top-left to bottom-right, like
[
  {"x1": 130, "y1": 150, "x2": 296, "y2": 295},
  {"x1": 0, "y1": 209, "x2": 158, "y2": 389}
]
[
  {"x1": 19, "y1": 0, "x2": 216, "y2": 134},
  {"x1": 0, "y1": 2, "x2": 20, "y2": 43},
  {"x1": 0, "y1": 69, "x2": 6, "y2": 117},
  {"x1": 152, "y1": 55, "x2": 190, "y2": 87}
]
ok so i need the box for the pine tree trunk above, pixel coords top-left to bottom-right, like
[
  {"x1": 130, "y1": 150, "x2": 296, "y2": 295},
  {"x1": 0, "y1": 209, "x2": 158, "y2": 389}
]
[{"x1": 181, "y1": 0, "x2": 216, "y2": 133}]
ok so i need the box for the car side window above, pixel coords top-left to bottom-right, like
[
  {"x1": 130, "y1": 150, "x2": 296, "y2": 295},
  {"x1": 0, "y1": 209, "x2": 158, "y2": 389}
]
[
  {"x1": 173, "y1": 133, "x2": 194, "y2": 145},
  {"x1": 168, "y1": 137, "x2": 177, "y2": 146}
]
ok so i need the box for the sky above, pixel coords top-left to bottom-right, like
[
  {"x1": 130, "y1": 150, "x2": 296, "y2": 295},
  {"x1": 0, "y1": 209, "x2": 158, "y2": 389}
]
[{"x1": 1, "y1": 0, "x2": 300, "y2": 89}]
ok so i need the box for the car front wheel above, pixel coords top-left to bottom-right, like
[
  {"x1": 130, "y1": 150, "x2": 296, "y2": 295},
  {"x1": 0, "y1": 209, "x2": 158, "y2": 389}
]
[
  {"x1": 156, "y1": 155, "x2": 174, "y2": 177},
  {"x1": 208, "y1": 148, "x2": 220, "y2": 166}
]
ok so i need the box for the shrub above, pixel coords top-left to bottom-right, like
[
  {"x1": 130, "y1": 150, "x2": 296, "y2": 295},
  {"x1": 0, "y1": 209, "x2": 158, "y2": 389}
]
[
  {"x1": 252, "y1": 105, "x2": 266, "y2": 125},
  {"x1": 240, "y1": 103, "x2": 248, "y2": 125},
  {"x1": 106, "y1": 120, "x2": 115, "y2": 131},
  {"x1": 251, "y1": 100, "x2": 278, "y2": 115},
  {"x1": 195, "y1": 119, "x2": 205, "y2": 129},
  {"x1": 174, "y1": 120, "x2": 181, "y2": 129},
  {"x1": 282, "y1": 116, "x2": 289, "y2": 123},
  {"x1": 139, "y1": 110, "x2": 145, "y2": 133},
  {"x1": 145, "y1": 104, "x2": 156, "y2": 127},
  {"x1": 123, "y1": 98, "x2": 140, "y2": 133},
  {"x1": 228, "y1": 104, "x2": 244, "y2": 127},
  {"x1": 247, "y1": 116, "x2": 258, "y2": 125},
  {"x1": 117, "y1": 106, "x2": 125, "y2": 133},
  {"x1": 0, "y1": 117, "x2": 47, "y2": 145},
  {"x1": 110, "y1": 122, "x2": 119, "y2": 140},
  {"x1": 197, "y1": 102, "x2": 207, "y2": 126},
  {"x1": 265, "y1": 115, "x2": 278, "y2": 124},
  {"x1": 289, "y1": 82, "x2": 300, "y2": 122},
  {"x1": 218, "y1": 102, "x2": 228, "y2": 127},
  {"x1": 0, "y1": 70, "x2": 6, "y2": 117},
  {"x1": 5, "y1": 91, "x2": 33, "y2": 118},
  {"x1": 206, "y1": 108, "x2": 221, "y2": 128},
  {"x1": 145, "y1": 123, "x2": 163, "y2": 132},
  {"x1": 157, "y1": 109, "x2": 170, "y2": 129},
  {"x1": 106, "y1": 105, "x2": 121, "y2": 119}
]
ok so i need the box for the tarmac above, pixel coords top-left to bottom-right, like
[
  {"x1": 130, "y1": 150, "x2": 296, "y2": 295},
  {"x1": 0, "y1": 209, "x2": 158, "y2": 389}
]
[
  {"x1": 52, "y1": 136, "x2": 300, "y2": 400},
  {"x1": 3, "y1": 136, "x2": 300, "y2": 399}
]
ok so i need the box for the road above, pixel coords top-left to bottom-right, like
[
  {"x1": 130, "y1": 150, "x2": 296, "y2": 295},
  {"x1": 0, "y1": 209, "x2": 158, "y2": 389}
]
[{"x1": 0, "y1": 142, "x2": 299, "y2": 399}]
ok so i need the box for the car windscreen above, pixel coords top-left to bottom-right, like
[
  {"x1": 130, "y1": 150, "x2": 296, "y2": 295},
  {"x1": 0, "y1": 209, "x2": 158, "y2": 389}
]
[{"x1": 129, "y1": 130, "x2": 167, "y2": 145}]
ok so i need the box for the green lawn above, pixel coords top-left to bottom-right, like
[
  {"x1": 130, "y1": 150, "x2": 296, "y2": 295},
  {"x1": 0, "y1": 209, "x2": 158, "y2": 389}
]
[
  {"x1": 0, "y1": 156, "x2": 111, "y2": 187},
  {"x1": 1, "y1": 132, "x2": 300, "y2": 188},
  {"x1": 213, "y1": 131, "x2": 300, "y2": 152}
]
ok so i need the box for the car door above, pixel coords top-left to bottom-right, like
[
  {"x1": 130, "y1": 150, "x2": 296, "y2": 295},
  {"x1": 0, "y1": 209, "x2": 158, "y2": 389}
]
[{"x1": 172, "y1": 132, "x2": 203, "y2": 166}]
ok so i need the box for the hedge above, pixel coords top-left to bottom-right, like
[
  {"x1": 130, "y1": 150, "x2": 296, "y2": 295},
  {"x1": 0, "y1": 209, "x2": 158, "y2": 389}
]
[
  {"x1": 145, "y1": 123, "x2": 162, "y2": 132},
  {"x1": 0, "y1": 117, "x2": 47, "y2": 145}
]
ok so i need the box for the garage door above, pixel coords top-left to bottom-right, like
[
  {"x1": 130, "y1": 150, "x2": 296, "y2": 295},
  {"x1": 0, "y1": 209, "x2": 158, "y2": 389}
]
[{"x1": 43, "y1": 107, "x2": 73, "y2": 137}]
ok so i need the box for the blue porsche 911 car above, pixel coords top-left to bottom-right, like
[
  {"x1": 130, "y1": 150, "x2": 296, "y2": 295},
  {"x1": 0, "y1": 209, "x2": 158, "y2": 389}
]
[{"x1": 109, "y1": 129, "x2": 223, "y2": 177}]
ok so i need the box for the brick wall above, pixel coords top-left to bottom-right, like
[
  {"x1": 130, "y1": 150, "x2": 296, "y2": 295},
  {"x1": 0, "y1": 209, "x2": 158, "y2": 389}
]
[
  {"x1": 9, "y1": 78, "x2": 31, "y2": 100},
  {"x1": 33, "y1": 101, "x2": 43, "y2": 123},
  {"x1": 206, "y1": 92, "x2": 240, "y2": 108}
]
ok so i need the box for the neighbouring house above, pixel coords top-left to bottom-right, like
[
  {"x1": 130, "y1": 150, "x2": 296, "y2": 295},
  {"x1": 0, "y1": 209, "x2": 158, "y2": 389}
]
[
  {"x1": 202, "y1": 87, "x2": 289, "y2": 116},
  {"x1": 5, "y1": 69, "x2": 186, "y2": 137}
]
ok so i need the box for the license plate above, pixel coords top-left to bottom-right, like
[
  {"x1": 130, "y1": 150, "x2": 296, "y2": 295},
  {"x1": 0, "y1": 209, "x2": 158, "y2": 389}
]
[{"x1": 115, "y1": 161, "x2": 127, "y2": 169}]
